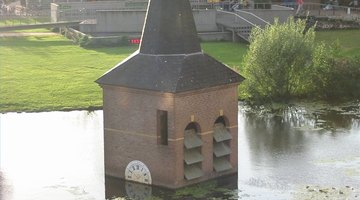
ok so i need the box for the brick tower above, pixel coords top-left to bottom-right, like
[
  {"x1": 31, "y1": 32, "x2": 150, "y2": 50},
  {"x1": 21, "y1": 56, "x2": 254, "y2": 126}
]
[{"x1": 96, "y1": 0, "x2": 244, "y2": 189}]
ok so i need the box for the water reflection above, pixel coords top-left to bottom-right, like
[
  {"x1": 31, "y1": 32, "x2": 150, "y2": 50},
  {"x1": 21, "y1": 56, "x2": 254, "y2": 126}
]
[
  {"x1": 0, "y1": 111, "x2": 105, "y2": 200},
  {"x1": 105, "y1": 176, "x2": 238, "y2": 200},
  {"x1": 0, "y1": 102, "x2": 359, "y2": 200},
  {"x1": 106, "y1": 178, "x2": 153, "y2": 200},
  {"x1": 238, "y1": 102, "x2": 360, "y2": 199}
]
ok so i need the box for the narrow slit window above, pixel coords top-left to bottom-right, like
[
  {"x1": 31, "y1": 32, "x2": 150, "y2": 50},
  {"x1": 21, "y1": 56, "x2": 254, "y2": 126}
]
[{"x1": 158, "y1": 110, "x2": 168, "y2": 145}]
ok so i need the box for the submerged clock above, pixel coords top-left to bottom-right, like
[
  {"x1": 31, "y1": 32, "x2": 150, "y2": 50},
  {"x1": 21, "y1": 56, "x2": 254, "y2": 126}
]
[
  {"x1": 125, "y1": 160, "x2": 152, "y2": 185},
  {"x1": 125, "y1": 181, "x2": 152, "y2": 200}
]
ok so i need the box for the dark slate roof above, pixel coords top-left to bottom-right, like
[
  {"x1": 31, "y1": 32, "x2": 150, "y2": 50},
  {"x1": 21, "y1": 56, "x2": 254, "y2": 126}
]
[
  {"x1": 96, "y1": 51, "x2": 244, "y2": 93},
  {"x1": 139, "y1": 0, "x2": 201, "y2": 54},
  {"x1": 96, "y1": 0, "x2": 244, "y2": 92}
]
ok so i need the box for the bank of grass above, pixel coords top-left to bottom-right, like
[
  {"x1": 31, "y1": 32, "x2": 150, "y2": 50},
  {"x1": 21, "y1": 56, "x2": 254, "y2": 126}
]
[
  {"x1": 315, "y1": 29, "x2": 360, "y2": 57},
  {"x1": 12, "y1": 28, "x2": 51, "y2": 33},
  {"x1": 0, "y1": 18, "x2": 50, "y2": 27},
  {"x1": 0, "y1": 35, "x2": 138, "y2": 112},
  {"x1": 201, "y1": 42, "x2": 248, "y2": 71},
  {"x1": 1, "y1": 28, "x2": 51, "y2": 33},
  {"x1": 1, "y1": 29, "x2": 359, "y2": 113},
  {"x1": 0, "y1": 35, "x2": 247, "y2": 113}
]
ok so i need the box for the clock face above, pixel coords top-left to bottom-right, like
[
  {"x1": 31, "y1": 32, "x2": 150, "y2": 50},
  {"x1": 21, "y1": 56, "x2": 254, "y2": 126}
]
[{"x1": 125, "y1": 160, "x2": 152, "y2": 185}]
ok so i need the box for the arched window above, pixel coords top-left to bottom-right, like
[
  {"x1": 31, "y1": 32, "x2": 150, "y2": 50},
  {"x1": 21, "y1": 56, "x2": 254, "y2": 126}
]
[
  {"x1": 183, "y1": 122, "x2": 204, "y2": 180},
  {"x1": 213, "y1": 116, "x2": 232, "y2": 172}
]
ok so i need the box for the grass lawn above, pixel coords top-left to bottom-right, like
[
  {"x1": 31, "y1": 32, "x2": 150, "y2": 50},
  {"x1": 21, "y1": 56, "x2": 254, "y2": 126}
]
[
  {"x1": 1, "y1": 29, "x2": 359, "y2": 113},
  {"x1": 0, "y1": 35, "x2": 138, "y2": 112},
  {"x1": 315, "y1": 29, "x2": 360, "y2": 57},
  {"x1": 201, "y1": 42, "x2": 248, "y2": 72},
  {"x1": 0, "y1": 18, "x2": 50, "y2": 27},
  {"x1": 11, "y1": 28, "x2": 52, "y2": 33},
  {"x1": 0, "y1": 35, "x2": 247, "y2": 113}
]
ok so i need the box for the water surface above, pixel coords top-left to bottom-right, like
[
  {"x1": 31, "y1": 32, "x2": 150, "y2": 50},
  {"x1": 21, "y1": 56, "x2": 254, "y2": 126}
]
[
  {"x1": 237, "y1": 102, "x2": 360, "y2": 199},
  {"x1": 0, "y1": 111, "x2": 104, "y2": 200},
  {"x1": 1, "y1": 102, "x2": 359, "y2": 199}
]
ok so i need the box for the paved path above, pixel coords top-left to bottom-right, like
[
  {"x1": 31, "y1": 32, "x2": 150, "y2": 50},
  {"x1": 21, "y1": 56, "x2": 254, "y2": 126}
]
[{"x1": 0, "y1": 32, "x2": 58, "y2": 37}]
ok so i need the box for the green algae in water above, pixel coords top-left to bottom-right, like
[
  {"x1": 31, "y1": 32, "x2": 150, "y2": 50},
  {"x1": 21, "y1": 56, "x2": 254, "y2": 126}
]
[
  {"x1": 174, "y1": 180, "x2": 237, "y2": 199},
  {"x1": 175, "y1": 181, "x2": 217, "y2": 198},
  {"x1": 292, "y1": 185, "x2": 360, "y2": 200},
  {"x1": 345, "y1": 168, "x2": 360, "y2": 177}
]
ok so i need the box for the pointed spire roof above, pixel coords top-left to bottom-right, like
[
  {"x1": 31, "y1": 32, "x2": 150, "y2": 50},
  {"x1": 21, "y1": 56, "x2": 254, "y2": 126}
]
[
  {"x1": 96, "y1": 0, "x2": 244, "y2": 93},
  {"x1": 139, "y1": 0, "x2": 201, "y2": 54}
]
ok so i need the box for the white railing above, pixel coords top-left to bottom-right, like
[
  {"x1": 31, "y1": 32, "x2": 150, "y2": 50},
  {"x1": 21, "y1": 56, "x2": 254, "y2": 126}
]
[
  {"x1": 216, "y1": 10, "x2": 258, "y2": 28},
  {"x1": 216, "y1": 10, "x2": 262, "y2": 41},
  {"x1": 234, "y1": 9, "x2": 271, "y2": 27}
]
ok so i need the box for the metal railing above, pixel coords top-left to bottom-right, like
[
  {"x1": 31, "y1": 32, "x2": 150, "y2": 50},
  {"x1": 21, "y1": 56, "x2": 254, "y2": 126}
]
[
  {"x1": 217, "y1": 10, "x2": 258, "y2": 28},
  {"x1": 234, "y1": 9, "x2": 271, "y2": 27},
  {"x1": 216, "y1": 10, "x2": 260, "y2": 41},
  {"x1": 190, "y1": 0, "x2": 217, "y2": 9},
  {"x1": 216, "y1": 0, "x2": 273, "y2": 11}
]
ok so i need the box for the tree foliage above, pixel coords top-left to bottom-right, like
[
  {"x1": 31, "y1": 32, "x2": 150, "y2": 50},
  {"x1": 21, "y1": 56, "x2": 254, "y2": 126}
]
[
  {"x1": 311, "y1": 46, "x2": 360, "y2": 99},
  {"x1": 241, "y1": 17, "x2": 318, "y2": 102},
  {"x1": 241, "y1": 17, "x2": 360, "y2": 102}
]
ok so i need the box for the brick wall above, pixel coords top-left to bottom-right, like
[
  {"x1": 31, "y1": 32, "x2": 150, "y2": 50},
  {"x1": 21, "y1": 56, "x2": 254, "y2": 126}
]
[
  {"x1": 102, "y1": 85, "x2": 177, "y2": 187},
  {"x1": 102, "y1": 83, "x2": 239, "y2": 188},
  {"x1": 173, "y1": 83, "x2": 239, "y2": 186}
]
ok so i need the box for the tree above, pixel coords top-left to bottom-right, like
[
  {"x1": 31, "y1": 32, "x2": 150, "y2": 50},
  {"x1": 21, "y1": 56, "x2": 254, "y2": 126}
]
[
  {"x1": 241, "y1": 17, "x2": 316, "y2": 102},
  {"x1": 311, "y1": 43, "x2": 360, "y2": 99}
]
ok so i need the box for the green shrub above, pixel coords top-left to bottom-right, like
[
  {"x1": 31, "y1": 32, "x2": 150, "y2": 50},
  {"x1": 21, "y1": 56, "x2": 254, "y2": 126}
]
[
  {"x1": 241, "y1": 17, "x2": 316, "y2": 102},
  {"x1": 51, "y1": 27, "x2": 60, "y2": 32},
  {"x1": 119, "y1": 36, "x2": 130, "y2": 46},
  {"x1": 79, "y1": 36, "x2": 131, "y2": 48},
  {"x1": 241, "y1": 17, "x2": 360, "y2": 103},
  {"x1": 79, "y1": 35, "x2": 90, "y2": 47},
  {"x1": 310, "y1": 50, "x2": 360, "y2": 99}
]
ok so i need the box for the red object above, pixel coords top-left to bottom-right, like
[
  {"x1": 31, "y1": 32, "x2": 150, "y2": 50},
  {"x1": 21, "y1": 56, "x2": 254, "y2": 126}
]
[{"x1": 130, "y1": 38, "x2": 141, "y2": 44}]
